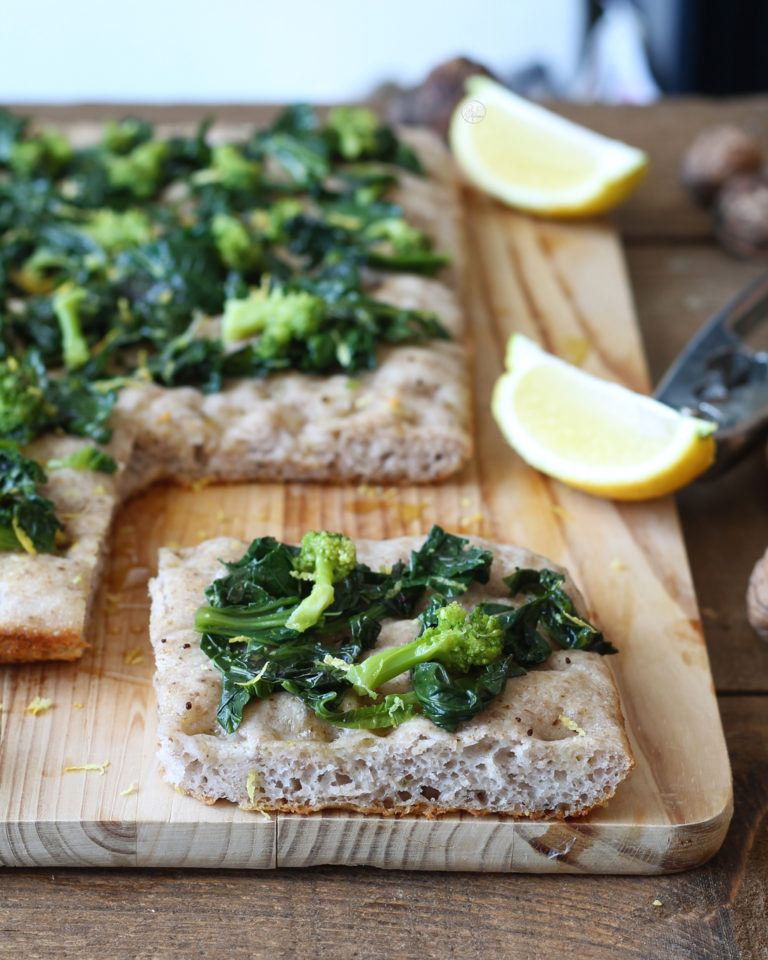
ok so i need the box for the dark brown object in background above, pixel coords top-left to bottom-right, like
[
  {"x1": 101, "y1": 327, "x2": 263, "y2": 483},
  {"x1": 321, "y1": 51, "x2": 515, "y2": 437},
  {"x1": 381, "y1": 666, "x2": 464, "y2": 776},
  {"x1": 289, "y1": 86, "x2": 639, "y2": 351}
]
[
  {"x1": 385, "y1": 56, "x2": 495, "y2": 139},
  {"x1": 714, "y1": 172, "x2": 768, "y2": 257},
  {"x1": 680, "y1": 123, "x2": 763, "y2": 205}
]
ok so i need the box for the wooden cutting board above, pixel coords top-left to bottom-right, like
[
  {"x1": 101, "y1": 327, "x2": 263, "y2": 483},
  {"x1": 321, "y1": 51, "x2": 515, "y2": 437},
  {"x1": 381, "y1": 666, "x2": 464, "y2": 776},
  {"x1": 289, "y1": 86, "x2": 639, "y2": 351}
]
[{"x1": 0, "y1": 190, "x2": 732, "y2": 872}]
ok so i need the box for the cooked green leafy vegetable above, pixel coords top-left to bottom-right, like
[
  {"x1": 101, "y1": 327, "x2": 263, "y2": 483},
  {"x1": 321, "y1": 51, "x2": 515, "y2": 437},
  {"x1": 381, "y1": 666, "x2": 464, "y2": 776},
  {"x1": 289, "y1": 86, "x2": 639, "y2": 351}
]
[
  {"x1": 0, "y1": 442, "x2": 62, "y2": 553},
  {"x1": 0, "y1": 351, "x2": 116, "y2": 446},
  {"x1": 196, "y1": 526, "x2": 613, "y2": 735},
  {"x1": 0, "y1": 104, "x2": 448, "y2": 400},
  {"x1": 0, "y1": 103, "x2": 452, "y2": 552}
]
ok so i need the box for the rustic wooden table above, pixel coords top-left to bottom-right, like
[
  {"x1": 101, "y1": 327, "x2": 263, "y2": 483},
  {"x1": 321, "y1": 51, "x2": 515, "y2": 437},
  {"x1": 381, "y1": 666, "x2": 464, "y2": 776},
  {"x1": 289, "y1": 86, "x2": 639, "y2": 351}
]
[{"x1": 2, "y1": 98, "x2": 768, "y2": 960}]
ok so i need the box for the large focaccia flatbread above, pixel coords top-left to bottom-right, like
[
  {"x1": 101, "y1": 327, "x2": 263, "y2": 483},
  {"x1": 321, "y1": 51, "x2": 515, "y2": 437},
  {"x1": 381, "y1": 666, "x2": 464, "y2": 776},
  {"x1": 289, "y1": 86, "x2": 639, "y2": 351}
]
[
  {"x1": 0, "y1": 126, "x2": 471, "y2": 663},
  {"x1": 148, "y1": 535, "x2": 634, "y2": 819}
]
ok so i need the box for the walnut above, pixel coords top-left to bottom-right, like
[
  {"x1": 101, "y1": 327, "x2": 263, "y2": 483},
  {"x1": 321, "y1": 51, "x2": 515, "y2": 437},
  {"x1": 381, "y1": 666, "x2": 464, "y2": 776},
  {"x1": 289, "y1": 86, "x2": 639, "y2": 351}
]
[
  {"x1": 385, "y1": 57, "x2": 495, "y2": 139},
  {"x1": 681, "y1": 124, "x2": 763, "y2": 205},
  {"x1": 714, "y1": 173, "x2": 768, "y2": 258},
  {"x1": 747, "y1": 547, "x2": 768, "y2": 639}
]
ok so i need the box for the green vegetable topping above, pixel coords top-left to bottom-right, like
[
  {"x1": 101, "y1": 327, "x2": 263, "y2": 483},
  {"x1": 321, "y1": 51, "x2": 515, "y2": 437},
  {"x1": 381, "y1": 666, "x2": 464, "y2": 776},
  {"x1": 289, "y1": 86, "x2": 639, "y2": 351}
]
[
  {"x1": 342, "y1": 601, "x2": 504, "y2": 696},
  {"x1": 0, "y1": 103, "x2": 452, "y2": 552},
  {"x1": 285, "y1": 530, "x2": 357, "y2": 633},
  {"x1": 0, "y1": 443, "x2": 62, "y2": 554},
  {"x1": 52, "y1": 284, "x2": 89, "y2": 369},
  {"x1": 221, "y1": 283, "x2": 323, "y2": 347},
  {"x1": 46, "y1": 445, "x2": 117, "y2": 474},
  {"x1": 194, "y1": 525, "x2": 613, "y2": 735}
]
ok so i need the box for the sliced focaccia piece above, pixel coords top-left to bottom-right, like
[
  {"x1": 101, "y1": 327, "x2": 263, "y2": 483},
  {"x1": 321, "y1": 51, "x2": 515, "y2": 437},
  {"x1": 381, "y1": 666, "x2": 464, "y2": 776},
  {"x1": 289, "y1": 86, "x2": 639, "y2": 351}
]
[
  {"x1": 114, "y1": 273, "x2": 470, "y2": 493},
  {"x1": 149, "y1": 534, "x2": 634, "y2": 819},
  {"x1": 0, "y1": 431, "x2": 134, "y2": 662}
]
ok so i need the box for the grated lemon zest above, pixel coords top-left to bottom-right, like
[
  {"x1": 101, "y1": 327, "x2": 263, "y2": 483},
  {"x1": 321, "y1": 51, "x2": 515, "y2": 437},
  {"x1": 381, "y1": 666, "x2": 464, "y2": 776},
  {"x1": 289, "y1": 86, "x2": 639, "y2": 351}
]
[
  {"x1": 551, "y1": 504, "x2": 573, "y2": 522},
  {"x1": 65, "y1": 759, "x2": 110, "y2": 775},
  {"x1": 610, "y1": 558, "x2": 626, "y2": 572},
  {"x1": 235, "y1": 661, "x2": 270, "y2": 687},
  {"x1": 124, "y1": 647, "x2": 144, "y2": 665},
  {"x1": 26, "y1": 696, "x2": 53, "y2": 715},
  {"x1": 652, "y1": 899, "x2": 663, "y2": 908},
  {"x1": 246, "y1": 769, "x2": 258, "y2": 802},
  {"x1": 120, "y1": 782, "x2": 138, "y2": 797},
  {"x1": 459, "y1": 512, "x2": 484, "y2": 527},
  {"x1": 559, "y1": 715, "x2": 586, "y2": 736}
]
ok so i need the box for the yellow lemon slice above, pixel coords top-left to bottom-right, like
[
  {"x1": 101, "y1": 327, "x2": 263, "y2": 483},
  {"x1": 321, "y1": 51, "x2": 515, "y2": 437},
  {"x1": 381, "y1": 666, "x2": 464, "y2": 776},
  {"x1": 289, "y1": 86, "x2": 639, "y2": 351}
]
[
  {"x1": 491, "y1": 335, "x2": 717, "y2": 500},
  {"x1": 449, "y1": 76, "x2": 648, "y2": 218}
]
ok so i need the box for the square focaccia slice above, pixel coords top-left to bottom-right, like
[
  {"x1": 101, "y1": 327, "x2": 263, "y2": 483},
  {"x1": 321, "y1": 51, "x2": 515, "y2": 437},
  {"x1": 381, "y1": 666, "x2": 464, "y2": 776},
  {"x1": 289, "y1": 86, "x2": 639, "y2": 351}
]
[{"x1": 149, "y1": 534, "x2": 634, "y2": 819}]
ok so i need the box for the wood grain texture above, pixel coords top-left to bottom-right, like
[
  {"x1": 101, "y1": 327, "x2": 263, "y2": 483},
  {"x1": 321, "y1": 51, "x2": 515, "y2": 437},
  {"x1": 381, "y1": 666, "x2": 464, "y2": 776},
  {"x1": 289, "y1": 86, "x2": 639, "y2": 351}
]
[
  {"x1": 2, "y1": 695, "x2": 764, "y2": 960},
  {"x1": 0, "y1": 191, "x2": 731, "y2": 872}
]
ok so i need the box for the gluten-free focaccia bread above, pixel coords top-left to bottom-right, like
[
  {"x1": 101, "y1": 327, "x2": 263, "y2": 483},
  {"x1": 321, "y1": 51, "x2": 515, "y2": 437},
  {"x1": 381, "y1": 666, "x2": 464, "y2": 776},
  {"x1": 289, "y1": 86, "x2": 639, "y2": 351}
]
[
  {"x1": 149, "y1": 534, "x2": 634, "y2": 819},
  {"x1": 0, "y1": 116, "x2": 471, "y2": 663}
]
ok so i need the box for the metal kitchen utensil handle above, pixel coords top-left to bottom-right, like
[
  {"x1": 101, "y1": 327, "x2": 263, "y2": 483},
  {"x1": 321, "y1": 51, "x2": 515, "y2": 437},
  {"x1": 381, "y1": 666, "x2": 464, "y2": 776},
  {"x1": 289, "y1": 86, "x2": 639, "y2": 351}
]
[{"x1": 653, "y1": 270, "x2": 768, "y2": 477}]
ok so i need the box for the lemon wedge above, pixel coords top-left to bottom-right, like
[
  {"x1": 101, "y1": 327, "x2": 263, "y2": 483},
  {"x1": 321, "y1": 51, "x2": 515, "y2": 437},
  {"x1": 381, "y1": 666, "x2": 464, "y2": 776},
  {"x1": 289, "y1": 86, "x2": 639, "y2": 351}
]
[
  {"x1": 491, "y1": 335, "x2": 717, "y2": 500},
  {"x1": 449, "y1": 76, "x2": 648, "y2": 217}
]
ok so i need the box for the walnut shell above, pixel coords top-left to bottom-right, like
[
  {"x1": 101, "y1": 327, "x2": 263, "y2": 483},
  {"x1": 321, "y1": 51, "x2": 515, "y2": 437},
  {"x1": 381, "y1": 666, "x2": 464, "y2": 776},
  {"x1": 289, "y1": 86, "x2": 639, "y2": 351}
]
[
  {"x1": 386, "y1": 57, "x2": 494, "y2": 139},
  {"x1": 747, "y1": 547, "x2": 768, "y2": 639},
  {"x1": 714, "y1": 173, "x2": 768, "y2": 257},
  {"x1": 681, "y1": 124, "x2": 763, "y2": 205}
]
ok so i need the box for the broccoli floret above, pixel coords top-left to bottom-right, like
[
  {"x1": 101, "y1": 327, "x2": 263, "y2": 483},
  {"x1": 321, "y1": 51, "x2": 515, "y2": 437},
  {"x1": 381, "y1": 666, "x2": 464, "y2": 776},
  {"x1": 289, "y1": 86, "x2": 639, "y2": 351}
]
[
  {"x1": 9, "y1": 128, "x2": 72, "y2": 178},
  {"x1": 52, "y1": 284, "x2": 89, "y2": 370},
  {"x1": 211, "y1": 213, "x2": 261, "y2": 271},
  {"x1": 209, "y1": 144, "x2": 261, "y2": 191},
  {"x1": 0, "y1": 443, "x2": 62, "y2": 554},
  {"x1": 343, "y1": 602, "x2": 504, "y2": 697},
  {"x1": 284, "y1": 530, "x2": 357, "y2": 633},
  {"x1": 105, "y1": 140, "x2": 169, "y2": 198},
  {"x1": 82, "y1": 208, "x2": 153, "y2": 253},
  {"x1": 101, "y1": 117, "x2": 153, "y2": 154},
  {"x1": 221, "y1": 283, "x2": 324, "y2": 347},
  {"x1": 256, "y1": 198, "x2": 304, "y2": 241},
  {"x1": 325, "y1": 107, "x2": 379, "y2": 160},
  {"x1": 363, "y1": 217, "x2": 430, "y2": 255}
]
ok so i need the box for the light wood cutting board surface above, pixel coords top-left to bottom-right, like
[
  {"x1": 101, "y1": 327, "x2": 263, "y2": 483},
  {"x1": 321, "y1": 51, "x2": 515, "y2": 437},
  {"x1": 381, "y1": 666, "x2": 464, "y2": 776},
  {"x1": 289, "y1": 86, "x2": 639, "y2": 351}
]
[{"x1": 0, "y1": 189, "x2": 732, "y2": 872}]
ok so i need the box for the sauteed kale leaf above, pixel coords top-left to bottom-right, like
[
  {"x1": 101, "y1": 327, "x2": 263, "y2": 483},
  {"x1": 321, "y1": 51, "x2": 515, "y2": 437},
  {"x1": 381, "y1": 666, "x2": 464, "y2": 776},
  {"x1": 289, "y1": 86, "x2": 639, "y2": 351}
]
[{"x1": 0, "y1": 442, "x2": 62, "y2": 553}]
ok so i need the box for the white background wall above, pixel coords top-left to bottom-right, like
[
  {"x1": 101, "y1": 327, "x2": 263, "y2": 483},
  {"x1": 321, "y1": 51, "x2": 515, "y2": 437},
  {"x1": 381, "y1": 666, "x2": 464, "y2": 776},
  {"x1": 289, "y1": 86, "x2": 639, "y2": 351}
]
[{"x1": 0, "y1": 0, "x2": 586, "y2": 103}]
